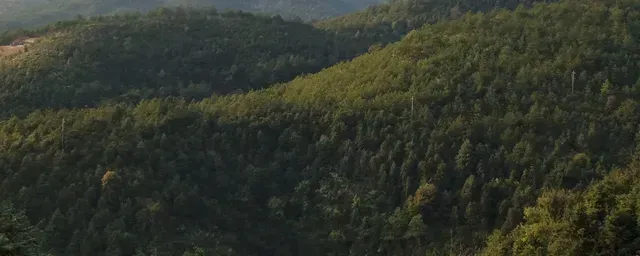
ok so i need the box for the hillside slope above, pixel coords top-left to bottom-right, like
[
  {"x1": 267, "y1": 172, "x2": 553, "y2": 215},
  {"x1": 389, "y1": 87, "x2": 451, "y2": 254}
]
[
  {"x1": 0, "y1": 0, "x2": 384, "y2": 31},
  {"x1": 318, "y1": 0, "x2": 551, "y2": 28},
  {"x1": 0, "y1": 9, "x2": 368, "y2": 118},
  {"x1": 482, "y1": 157, "x2": 640, "y2": 256},
  {"x1": 2, "y1": 0, "x2": 640, "y2": 255},
  {"x1": 0, "y1": 0, "x2": 563, "y2": 119},
  {"x1": 316, "y1": 0, "x2": 557, "y2": 52}
]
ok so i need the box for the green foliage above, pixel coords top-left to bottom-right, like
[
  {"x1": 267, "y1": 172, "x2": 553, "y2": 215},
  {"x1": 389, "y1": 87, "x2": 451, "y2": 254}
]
[
  {"x1": 0, "y1": 9, "x2": 373, "y2": 118},
  {"x1": 316, "y1": 0, "x2": 556, "y2": 53},
  {"x1": 0, "y1": 201, "x2": 43, "y2": 256},
  {"x1": 1, "y1": 0, "x2": 640, "y2": 255},
  {"x1": 482, "y1": 158, "x2": 640, "y2": 255},
  {"x1": 0, "y1": 0, "x2": 384, "y2": 31},
  {"x1": 0, "y1": 0, "x2": 558, "y2": 119}
]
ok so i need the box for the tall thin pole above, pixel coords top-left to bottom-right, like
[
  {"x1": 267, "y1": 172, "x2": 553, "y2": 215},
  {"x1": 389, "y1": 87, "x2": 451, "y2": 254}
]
[
  {"x1": 571, "y1": 70, "x2": 576, "y2": 94},
  {"x1": 411, "y1": 96, "x2": 415, "y2": 142},
  {"x1": 61, "y1": 118, "x2": 65, "y2": 149},
  {"x1": 411, "y1": 96, "x2": 414, "y2": 120}
]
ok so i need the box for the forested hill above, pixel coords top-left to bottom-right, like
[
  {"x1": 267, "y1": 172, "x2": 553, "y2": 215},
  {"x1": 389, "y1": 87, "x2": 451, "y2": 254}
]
[
  {"x1": 0, "y1": 0, "x2": 383, "y2": 32},
  {"x1": 316, "y1": 0, "x2": 557, "y2": 50},
  {"x1": 0, "y1": 9, "x2": 373, "y2": 118},
  {"x1": 3, "y1": 0, "x2": 640, "y2": 255},
  {"x1": 0, "y1": 0, "x2": 560, "y2": 119},
  {"x1": 318, "y1": 0, "x2": 551, "y2": 28},
  {"x1": 481, "y1": 157, "x2": 640, "y2": 256}
]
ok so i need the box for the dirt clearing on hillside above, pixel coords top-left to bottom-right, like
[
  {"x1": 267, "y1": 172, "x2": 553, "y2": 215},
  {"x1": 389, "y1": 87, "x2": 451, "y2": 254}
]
[
  {"x1": 0, "y1": 37, "x2": 39, "y2": 57},
  {"x1": 0, "y1": 45, "x2": 25, "y2": 57}
]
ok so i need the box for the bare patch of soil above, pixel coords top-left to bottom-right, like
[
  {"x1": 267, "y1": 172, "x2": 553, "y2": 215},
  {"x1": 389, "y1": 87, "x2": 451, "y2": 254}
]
[
  {"x1": 0, "y1": 45, "x2": 25, "y2": 57},
  {"x1": 0, "y1": 37, "x2": 39, "y2": 57}
]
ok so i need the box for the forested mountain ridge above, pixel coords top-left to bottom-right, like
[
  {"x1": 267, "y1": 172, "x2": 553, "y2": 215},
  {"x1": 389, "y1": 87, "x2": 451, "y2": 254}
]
[
  {"x1": 317, "y1": 0, "x2": 552, "y2": 29},
  {"x1": 0, "y1": 8, "x2": 373, "y2": 118},
  {"x1": 3, "y1": 0, "x2": 640, "y2": 255},
  {"x1": 315, "y1": 0, "x2": 557, "y2": 54},
  {"x1": 0, "y1": 0, "x2": 384, "y2": 32},
  {"x1": 0, "y1": 0, "x2": 561, "y2": 119}
]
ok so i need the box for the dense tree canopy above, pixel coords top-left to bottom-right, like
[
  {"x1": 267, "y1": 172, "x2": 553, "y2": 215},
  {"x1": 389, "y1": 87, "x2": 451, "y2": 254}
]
[
  {"x1": 0, "y1": 0, "x2": 384, "y2": 31},
  {"x1": 0, "y1": 8, "x2": 377, "y2": 118},
  {"x1": 1, "y1": 0, "x2": 640, "y2": 255},
  {"x1": 315, "y1": 0, "x2": 560, "y2": 57},
  {"x1": 0, "y1": 0, "x2": 565, "y2": 119},
  {"x1": 482, "y1": 157, "x2": 640, "y2": 256},
  {"x1": 0, "y1": 201, "x2": 44, "y2": 256}
]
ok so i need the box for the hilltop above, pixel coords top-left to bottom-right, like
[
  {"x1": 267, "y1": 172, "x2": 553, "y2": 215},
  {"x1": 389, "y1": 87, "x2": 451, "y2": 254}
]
[
  {"x1": 0, "y1": 9, "x2": 373, "y2": 118},
  {"x1": 0, "y1": 0, "x2": 384, "y2": 31},
  {"x1": 2, "y1": 0, "x2": 640, "y2": 255},
  {"x1": 0, "y1": 0, "x2": 564, "y2": 119},
  {"x1": 316, "y1": 0, "x2": 557, "y2": 51},
  {"x1": 318, "y1": 0, "x2": 550, "y2": 28}
]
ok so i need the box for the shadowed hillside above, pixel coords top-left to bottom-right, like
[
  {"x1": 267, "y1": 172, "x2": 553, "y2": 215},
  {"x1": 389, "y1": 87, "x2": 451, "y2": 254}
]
[
  {"x1": 0, "y1": 8, "x2": 371, "y2": 118},
  {"x1": 0, "y1": 0, "x2": 563, "y2": 119}
]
